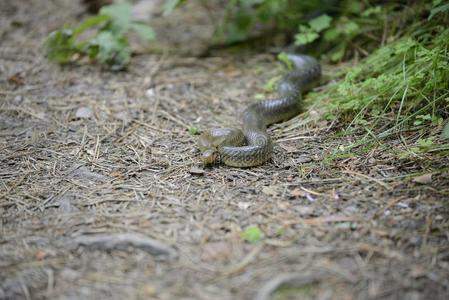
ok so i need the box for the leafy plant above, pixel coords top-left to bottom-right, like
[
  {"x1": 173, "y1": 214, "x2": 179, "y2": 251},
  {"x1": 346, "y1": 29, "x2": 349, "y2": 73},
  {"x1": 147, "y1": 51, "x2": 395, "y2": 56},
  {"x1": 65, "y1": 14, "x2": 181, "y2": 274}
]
[
  {"x1": 294, "y1": 2, "x2": 386, "y2": 62},
  {"x1": 216, "y1": 0, "x2": 325, "y2": 43},
  {"x1": 295, "y1": 14, "x2": 332, "y2": 46},
  {"x1": 46, "y1": 3, "x2": 155, "y2": 70}
]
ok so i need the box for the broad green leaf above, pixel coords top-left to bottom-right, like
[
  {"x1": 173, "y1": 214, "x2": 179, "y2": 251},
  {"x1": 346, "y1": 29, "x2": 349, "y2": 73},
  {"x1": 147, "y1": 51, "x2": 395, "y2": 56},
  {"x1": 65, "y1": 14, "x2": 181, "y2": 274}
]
[
  {"x1": 130, "y1": 22, "x2": 155, "y2": 41},
  {"x1": 294, "y1": 26, "x2": 319, "y2": 46},
  {"x1": 340, "y1": 20, "x2": 360, "y2": 36},
  {"x1": 323, "y1": 27, "x2": 339, "y2": 41},
  {"x1": 362, "y1": 6, "x2": 382, "y2": 17},
  {"x1": 308, "y1": 14, "x2": 332, "y2": 32},
  {"x1": 46, "y1": 29, "x2": 77, "y2": 63},
  {"x1": 90, "y1": 31, "x2": 130, "y2": 70},
  {"x1": 73, "y1": 15, "x2": 110, "y2": 37},
  {"x1": 100, "y1": 3, "x2": 132, "y2": 33}
]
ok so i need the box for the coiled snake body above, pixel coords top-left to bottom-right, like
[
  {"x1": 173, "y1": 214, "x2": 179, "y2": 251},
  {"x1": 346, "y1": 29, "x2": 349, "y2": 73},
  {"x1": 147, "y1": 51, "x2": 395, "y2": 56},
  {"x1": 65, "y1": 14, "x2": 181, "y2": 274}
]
[{"x1": 198, "y1": 54, "x2": 321, "y2": 167}]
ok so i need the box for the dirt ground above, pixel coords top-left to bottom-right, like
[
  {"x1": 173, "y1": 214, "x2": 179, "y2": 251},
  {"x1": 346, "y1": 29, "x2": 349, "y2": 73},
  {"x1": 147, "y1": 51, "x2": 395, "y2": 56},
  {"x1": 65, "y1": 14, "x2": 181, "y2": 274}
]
[{"x1": 1, "y1": 1, "x2": 448, "y2": 299}]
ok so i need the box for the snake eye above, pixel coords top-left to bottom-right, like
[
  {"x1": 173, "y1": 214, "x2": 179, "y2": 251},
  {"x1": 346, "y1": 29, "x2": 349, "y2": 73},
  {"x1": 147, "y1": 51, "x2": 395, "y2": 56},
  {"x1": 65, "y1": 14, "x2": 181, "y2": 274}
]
[{"x1": 202, "y1": 150, "x2": 218, "y2": 165}]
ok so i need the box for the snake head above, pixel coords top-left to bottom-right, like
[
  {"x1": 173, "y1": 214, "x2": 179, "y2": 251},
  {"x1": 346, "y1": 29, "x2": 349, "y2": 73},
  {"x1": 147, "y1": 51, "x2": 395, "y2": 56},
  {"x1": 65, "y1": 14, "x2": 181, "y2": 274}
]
[{"x1": 201, "y1": 149, "x2": 219, "y2": 165}]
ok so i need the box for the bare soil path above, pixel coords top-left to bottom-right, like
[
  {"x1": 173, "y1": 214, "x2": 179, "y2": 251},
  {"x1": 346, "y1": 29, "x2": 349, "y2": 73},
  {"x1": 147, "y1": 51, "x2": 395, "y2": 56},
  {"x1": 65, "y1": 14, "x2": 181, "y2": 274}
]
[{"x1": 1, "y1": 1, "x2": 448, "y2": 299}]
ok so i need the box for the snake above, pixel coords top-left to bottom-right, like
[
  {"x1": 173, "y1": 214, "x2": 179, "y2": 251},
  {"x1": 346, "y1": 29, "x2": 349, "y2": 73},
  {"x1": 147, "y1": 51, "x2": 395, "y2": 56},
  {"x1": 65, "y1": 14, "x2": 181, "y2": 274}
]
[{"x1": 198, "y1": 54, "x2": 321, "y2": 167}]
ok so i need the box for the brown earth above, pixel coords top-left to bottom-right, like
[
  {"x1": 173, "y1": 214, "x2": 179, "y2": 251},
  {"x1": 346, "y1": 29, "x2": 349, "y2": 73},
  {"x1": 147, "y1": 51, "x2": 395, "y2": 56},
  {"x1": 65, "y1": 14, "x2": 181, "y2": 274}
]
[{"x1": 1, "y1": 1, "x2": 448, "y2": 299}]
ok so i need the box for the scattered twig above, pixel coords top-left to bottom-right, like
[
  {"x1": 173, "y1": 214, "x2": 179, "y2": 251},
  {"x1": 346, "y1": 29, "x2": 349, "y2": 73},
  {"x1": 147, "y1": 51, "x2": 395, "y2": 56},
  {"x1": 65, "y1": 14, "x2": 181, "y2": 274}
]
[
  {"x1": 254, "y1": 272, "x2": 327, "y2": 300},
  {"x1": 342, "y1": 170, "x2": 392, "y2": 190},
  {"x1": 217, "y1": 243, "x2": 264, "y2": 278},
  {"x1": 283, "y1": 215, "x2": 364, "y2": 226}
]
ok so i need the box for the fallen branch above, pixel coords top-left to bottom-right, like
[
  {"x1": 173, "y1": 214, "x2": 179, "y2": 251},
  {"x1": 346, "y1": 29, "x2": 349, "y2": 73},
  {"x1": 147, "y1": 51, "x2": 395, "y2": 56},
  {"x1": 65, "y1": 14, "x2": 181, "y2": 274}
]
[{"x1": 65, "y1": 233, "x2": 177, "y2": 259}]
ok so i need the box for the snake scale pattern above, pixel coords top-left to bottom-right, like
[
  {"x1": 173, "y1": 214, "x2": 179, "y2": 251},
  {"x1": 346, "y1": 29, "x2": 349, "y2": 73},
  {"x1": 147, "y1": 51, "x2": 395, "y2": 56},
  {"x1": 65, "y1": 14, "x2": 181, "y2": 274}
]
[{"x1": 198, "y1": 54, "x2": 321, "y2": 167}]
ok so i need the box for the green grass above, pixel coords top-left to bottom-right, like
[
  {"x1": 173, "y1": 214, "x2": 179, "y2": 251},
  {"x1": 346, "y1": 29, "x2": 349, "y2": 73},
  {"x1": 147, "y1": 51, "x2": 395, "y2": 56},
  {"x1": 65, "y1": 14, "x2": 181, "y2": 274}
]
[{"x1": 307, "y1": 11, "x2": 448, "y2": 161}]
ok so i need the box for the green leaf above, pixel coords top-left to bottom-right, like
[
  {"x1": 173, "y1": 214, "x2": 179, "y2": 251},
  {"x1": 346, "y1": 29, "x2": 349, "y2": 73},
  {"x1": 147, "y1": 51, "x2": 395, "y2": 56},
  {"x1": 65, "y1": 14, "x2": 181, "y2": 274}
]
[
  {"x1": 442, "y1": 122, "x2": 449, "y2": 139},
  {"x1": 329, "y1": 44, "x2": 346, "y2": 62},
  {"x1": 228, "y1": 11, "x2": 253, "y2": 41},
  {"x1": 130, "y1": 22, "x2": 156, "y2": 41},
  {"x1": 308, "y1": 14, "x2": 332, "y2": 32},
  {"x1": 417, "y1": 137, "x2": 435, "y2": 148},
  {"x1": 294, "y1": 25, "x2": 319, "y2": 46},
  {"x1": 163, "y1": 0, "x2": 186, "y2": 16},
  {"x1": 100, "y1": 3, "x2": 132, "y2": 33},
  {"x1": 89, "y1": 31, "x2": 130, "y2": 70},
  {"x1": 277, "y1": 52, "x2": 293, "y2": 71},
  {"x1": 73, "y1": 15, "x2": 110, "y2": 37},
  {"x1": 263, "y1": 76, "x2": 280, "y2": 93},
  {"x1": 340, "y1": 20, "x2": 360, "y2": 36},
  {"x1": 323, "y1": 27, "x2": 339, "y2": 41},
  {"x1": 414, "y1": 114, "x2": 432, "y2": 126},
  {"x1": 362, "y1": 6, "x2": 382, "y2": 17},
  {"x1": 189, "y1": 126, "x2": 200, "y2": 135},
  {"x1": 242, "y1": 226, "x2": 263, "y2": 243},
  {"x1": 226, "y1": 12, "x2": 253, "y2": 42},
  {"x1": 346, "y1": 1, "x2": 362, "y2": 14},
  {"x1": 46, "y1": 28, "x2": 77, "y2": 64}
]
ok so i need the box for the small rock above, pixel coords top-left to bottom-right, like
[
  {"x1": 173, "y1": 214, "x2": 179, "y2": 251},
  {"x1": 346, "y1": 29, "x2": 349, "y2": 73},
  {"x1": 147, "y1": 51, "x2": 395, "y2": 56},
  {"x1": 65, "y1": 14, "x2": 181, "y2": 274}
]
[
  {"x1": 75, "y1": 107, "x2": 93, "y2": 119},
  {"x1": 412, "y1": 173, "x2": 432, "y2": 184},
  {"x1": 397, "y1": 202, "x2": 409, "y2": 209},
  {"x1": 238, "y1": 202, "x2": 251, "y2": 210},
  {"x1": 60, "y1": 269, "x2": 80, "y2": 281},
  {"x1": 14, "y1": 95, "x2": 23, "y2": 103},
  {"x1": 146, "y1": 88, "x2": 155, "y2": 97},
  {"x1": 295, "y1": 205, "x2": 314, "y2": 216},
  {"x1": 189, "y1": 167, "x2": 205, "y2": 175}
]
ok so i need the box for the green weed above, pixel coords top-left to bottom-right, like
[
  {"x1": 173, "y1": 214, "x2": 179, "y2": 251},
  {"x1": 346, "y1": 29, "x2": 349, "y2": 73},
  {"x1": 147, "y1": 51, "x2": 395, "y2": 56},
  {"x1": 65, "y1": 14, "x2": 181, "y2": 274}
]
[
  {"x1": 242, "y1": 225, "x2": 263, "y2": 243},
  {"x1": 46, "y1": 3, "x2": 155, "y2": 70},
  {"x1": 188, "y1": 126, "x2": 201, "y2": 135},
  {"x1": 308, "y1": 6, "x2": 448, "y2": 159}
]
